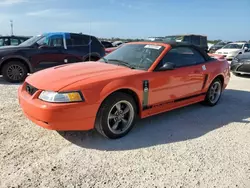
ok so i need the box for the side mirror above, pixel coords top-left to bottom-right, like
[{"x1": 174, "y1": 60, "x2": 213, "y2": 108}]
[
  {"x1": 157, "y1": 62, "x2": 176, "y2": 71},
  {"x1": 38, "y1": 45, "x2": 49, "y2": 49}
]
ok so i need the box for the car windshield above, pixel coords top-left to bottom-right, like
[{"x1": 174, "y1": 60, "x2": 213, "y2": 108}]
[
  {"x1": 100, "y1": 43, "x2": 165, "y2": 70},
  {"x1": 215, "y1": 42, "x2": 227, "y2": 46},
  {"x1": 222, "y1": 44, "x2": 243, "y2": 49},
  {"x1": 19, "y1": 35, "x2": 44, "y2": 47}
]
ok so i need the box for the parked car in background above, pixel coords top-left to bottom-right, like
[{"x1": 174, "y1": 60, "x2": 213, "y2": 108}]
[
  {"x1": 163, "y1": 34, "x2": 208, "y2": 52},
  {"x1": 230, "y1": 52, "x2": 250, "y2": 76},
  {"x1": 0, "y1": 35, "x2": 30, "y2": 47},
  {"x1": 0, "y1": 32, "x2": 105, "y2": 83},
  {"x1": 147, "y1": 37, "x2": 165, "y2": 41},
  {"x1": 105, "y1": 43, "x2": 126, "y2": 54},
  {"x1": 18, "y1": 41, "x2": 230, "y2": 139},
  {"x1": 209, "y1": 41, "x2": 232, "y2": 53},
  {"x1": 101, "y1": 40, "x2": 114, "y2": 48},
  {"x1": 215, "y1": 42, "x2": 250, "y2": 60},
  {"x1": 112, "y1": 41, "x2": 124, "y2": 47},
  {"x1": 207, "y1": 43, "x2": 214, "y2": 51}
]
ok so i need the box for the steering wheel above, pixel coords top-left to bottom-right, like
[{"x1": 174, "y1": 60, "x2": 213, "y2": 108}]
[{"x1": 140, "y1": 57, "x2": 153, "y2": 65}]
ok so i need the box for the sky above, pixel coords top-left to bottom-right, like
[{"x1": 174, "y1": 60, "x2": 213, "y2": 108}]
[{"x1": 0, "y1": 0, "x2": 249, "y2": 41}]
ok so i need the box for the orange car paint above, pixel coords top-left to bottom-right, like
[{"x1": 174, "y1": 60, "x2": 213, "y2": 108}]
[{"x1": 18, "y1": 42, "x2": 230, "y2": 131}]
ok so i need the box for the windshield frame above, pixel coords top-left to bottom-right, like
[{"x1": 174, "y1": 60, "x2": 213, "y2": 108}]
[
  {"x1": 100, "y1": 43, "x2": 166, "y2": 71},
  {"x1": 18, "y1": 35, "x2": 44, "y2": 47}
]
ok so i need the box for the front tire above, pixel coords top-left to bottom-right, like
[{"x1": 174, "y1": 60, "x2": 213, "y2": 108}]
[
  {"x1": 2, "y1": 61, "x2": 28, "y2": 83},
  {"x1": 95, "y1": 92, "x2": 137, "y2": 139},
  {"x1": 203, "y1": 79, "x2": 222, "y2": 106}
]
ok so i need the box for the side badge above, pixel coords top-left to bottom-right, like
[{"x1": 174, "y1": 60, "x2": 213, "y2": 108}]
[
  {"x1": 202, "y1": 65, "x2": 206, "y2": 71},
  {"x1": 142, "y1": 80, "x2": 149, "y2": 109}
]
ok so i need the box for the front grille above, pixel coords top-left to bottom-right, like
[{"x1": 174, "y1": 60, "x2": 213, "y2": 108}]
[
  {"x1": 26, "y1": 83, "x2": 38, "y2": 95},
  {"x1": 237, "y1": 64, "x2": 250, "y2": 73}
]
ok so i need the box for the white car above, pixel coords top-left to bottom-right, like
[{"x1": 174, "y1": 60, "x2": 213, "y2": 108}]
[{"x1": 215, "y1": 42, "x2": 250, "y2": 60}]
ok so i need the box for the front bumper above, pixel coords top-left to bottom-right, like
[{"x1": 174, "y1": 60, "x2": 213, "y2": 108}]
[
  {"x1": 230, "y1": 62, "x2": 250, "y2": 75},
  {"x1": 18, "y1": 82, "x2": 99, "y2": 131}
]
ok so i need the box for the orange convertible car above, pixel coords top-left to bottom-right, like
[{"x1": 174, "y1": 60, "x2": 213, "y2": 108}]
[{"x1": 18, "y1": 41, "x2": 230, "y2": 139}]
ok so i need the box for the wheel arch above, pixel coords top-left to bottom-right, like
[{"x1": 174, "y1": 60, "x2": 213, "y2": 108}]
[
  {"x1": 98, "y1": 88, "x2": 142, "y2": 116},
  {"x1": 82, "y1": 52, "x2": 101, "y2": 61},
  {"x1": 0, "y1": 56, "x2": 33, "y2": 74},
  {"x1": 213, "y1": 74, "x2": 224, "y2": 86}
]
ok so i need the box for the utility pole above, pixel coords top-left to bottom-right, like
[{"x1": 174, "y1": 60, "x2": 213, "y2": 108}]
[{"x1": 10, "y1": 20, "x2": 13, "y2": 36}]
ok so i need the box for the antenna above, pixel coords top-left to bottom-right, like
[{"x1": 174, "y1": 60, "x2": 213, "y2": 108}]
[
  {"x1": 89, "y1": 21, "x2": 91, "y2": 61},
  {"x1": 10, "y1": 20, "x2": 13, "y2": 36}
]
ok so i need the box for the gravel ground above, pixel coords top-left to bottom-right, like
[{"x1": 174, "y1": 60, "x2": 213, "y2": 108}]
[{"x1": 0, "y1": 74, "x2": 250, "y2": 188}]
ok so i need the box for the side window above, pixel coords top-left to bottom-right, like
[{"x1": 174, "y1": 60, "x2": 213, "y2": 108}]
[
  {"x1": 10, "y1": 38, "x2": 19, "y2": 45},
  {"x1": 243, "y1": 44, "x2": 250, "y2": 48},
  {"x1": 4, "y1": 38, "x2": 10, "y2": 46},
  {"x1": 159, "y1": 47, "x2": 205, "y2": 68},
  {"x1": 48, "y1": 35, "x2": 64, "y2": 47},
  {"x1": 200, "y1": 37, "x2": 207, "y2": 46},
  {"x1": 37, "y1": 36, "x2": 49, "y2": 46},
  {"x1": 183, "y1": 36, "x2": 191, "y2": 43},
  {"x1": 67, "y1": 34, "x2": 90, "y2": 46},
  {"x1": 20, "y1": 39, "x2": 25, "y2": 43},
  {"x1": 0, "y1": 38, "x2": 3, "y2": 46},
  {"x1": 192, "y1": 36, "x2": 200, "y2": 45}
]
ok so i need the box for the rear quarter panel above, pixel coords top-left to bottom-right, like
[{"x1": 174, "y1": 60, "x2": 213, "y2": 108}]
[{"x1": 203, "y1": 58, "x2": 230, "y2": 91}]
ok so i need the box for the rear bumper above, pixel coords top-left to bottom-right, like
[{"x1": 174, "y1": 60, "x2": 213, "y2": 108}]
[{"x1": 18, "y1": 83, "x2": 99, "y2": 131}]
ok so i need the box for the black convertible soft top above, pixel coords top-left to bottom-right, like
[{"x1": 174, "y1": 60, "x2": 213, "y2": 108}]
[{"x1": 143, "y1": 41, "x2": 212, "y2": 61}]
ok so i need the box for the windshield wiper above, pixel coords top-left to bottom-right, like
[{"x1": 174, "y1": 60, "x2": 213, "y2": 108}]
[
  {"x1": 108, "y1": 59, "x2": 135, "y2": 69},
  {"x1": 100, "y1": 57, "x2": 109, "y2": 63}
]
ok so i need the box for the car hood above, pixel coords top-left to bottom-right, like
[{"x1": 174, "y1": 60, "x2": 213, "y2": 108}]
[
  {"x1": 26, "y1": 62, "x2": 144, "y2": 91},
  {"x1": 0, "y1": 45, "x2": 30, "y2": 53}
]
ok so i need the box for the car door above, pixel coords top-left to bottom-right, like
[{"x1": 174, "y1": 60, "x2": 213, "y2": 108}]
[
  {"x1": 32, "y1": 34, "x2": 67, "y2": 71},
  {"x1": 62, "y1": 33, "x2": 92, "y2": 63},
  {"x1": 148, "y1": 46, "x2": 206, "y2": 106}
]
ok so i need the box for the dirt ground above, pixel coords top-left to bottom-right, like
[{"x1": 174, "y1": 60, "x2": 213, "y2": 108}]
[{"x1": 0, "y1": 74, "x2": 250, "y2": 188}]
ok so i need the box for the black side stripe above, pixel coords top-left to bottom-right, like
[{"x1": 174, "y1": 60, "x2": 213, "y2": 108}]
[
  {"x1": 143, "y1": 92, "x2": 206, "y2": 110},
  {"x1": 142, "y1": 80, "x2": 149, "y2": 110}
]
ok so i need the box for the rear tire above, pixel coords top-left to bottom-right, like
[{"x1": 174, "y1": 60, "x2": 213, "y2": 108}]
[
  {"x1": 95, "y1": 92, "x2": 137, "y2": 139},
  {"x1": 2, "y1": 61, "x2": 28, "y2": 83},
  {"x1": 202, "y1": 78, "x2": 222, "y2": 106}
]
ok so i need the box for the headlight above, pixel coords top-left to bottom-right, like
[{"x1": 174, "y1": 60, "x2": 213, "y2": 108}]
[
  {"x1": 231, "y1": 58, "x2": 239, "y2": 64},
  {"x1": 38, "y1": 91, "x2": 84, "y2": 103}
]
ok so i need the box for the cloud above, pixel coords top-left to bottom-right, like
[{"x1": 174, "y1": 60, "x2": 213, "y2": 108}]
[
  {"x1": 26, "y1": 9, "x2": 70, "y2": 17},
  {"x1": 0, "y1": 0, "x2": 28, "y2": 6}
]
